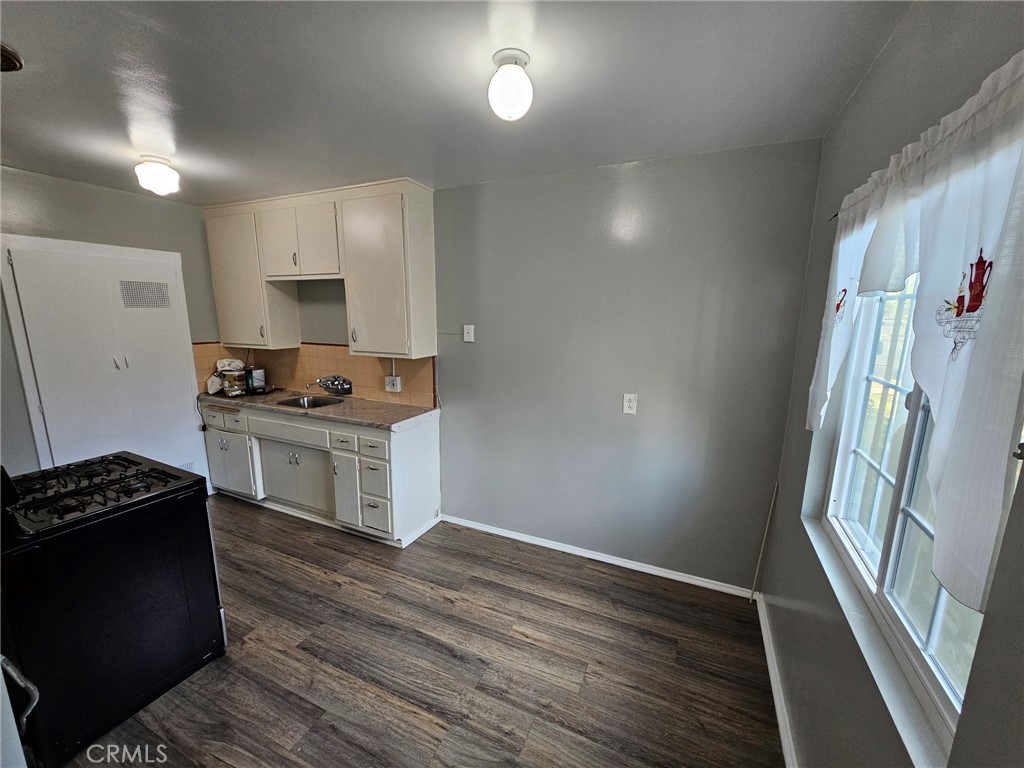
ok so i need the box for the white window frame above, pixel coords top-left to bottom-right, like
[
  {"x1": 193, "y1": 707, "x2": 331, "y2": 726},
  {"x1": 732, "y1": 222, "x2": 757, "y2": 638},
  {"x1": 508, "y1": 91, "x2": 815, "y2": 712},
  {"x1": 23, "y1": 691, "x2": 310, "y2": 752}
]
[{"x1": 821, "y1": 287, "x2": 966, "y2": 751}]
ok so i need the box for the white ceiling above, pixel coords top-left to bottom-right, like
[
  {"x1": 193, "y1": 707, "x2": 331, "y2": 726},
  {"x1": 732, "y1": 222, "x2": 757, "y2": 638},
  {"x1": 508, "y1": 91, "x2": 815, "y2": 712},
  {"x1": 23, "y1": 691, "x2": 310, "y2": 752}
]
[{"x1": 0, "y1": 2, "x2": 908, "y2": 206}]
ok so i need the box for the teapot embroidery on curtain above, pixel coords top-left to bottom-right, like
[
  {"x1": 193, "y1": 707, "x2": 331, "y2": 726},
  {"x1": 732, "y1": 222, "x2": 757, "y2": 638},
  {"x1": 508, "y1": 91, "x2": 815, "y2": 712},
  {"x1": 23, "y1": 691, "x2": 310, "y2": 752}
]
[
  {"x1": 834, "y1": 288, "x2": 848, "y2": 325},
  {"x1": 935, "y1": 248, "x2": 993, "y2": 360}
]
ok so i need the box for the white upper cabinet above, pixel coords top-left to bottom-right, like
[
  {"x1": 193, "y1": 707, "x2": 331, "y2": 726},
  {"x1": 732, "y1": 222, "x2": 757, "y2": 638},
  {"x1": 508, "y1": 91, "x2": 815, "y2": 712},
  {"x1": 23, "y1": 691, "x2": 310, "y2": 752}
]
[
  {"x1": 205, "y1": 212, "x2": 301, "y2": 348},
  {"x1": 257, "y1": 207, "x2": 300, "y2": 276},
  {"x1": 203, "y1": 179, "x2": 435, "y2": 359},
  {"x1": 258, "y1": 202, "x2": 341, "y2": 278},
  {"x1": 343, "y1": 193, "x2": 410, "y2": 356},
  {"x1": 342, "y1": 184, "x2": 437, "y2": 359}
]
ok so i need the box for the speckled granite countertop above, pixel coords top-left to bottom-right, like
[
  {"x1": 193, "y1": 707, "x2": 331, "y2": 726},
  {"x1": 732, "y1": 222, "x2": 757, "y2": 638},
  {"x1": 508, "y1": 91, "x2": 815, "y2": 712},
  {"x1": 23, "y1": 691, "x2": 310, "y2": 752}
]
[{"x1": 199, "y1": 390, "x2": 438, "y2": 432}]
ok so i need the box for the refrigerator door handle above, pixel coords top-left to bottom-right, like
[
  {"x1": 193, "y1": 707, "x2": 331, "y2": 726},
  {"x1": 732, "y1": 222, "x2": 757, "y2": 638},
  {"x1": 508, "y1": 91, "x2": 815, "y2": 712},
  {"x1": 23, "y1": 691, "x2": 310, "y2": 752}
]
[{"x1": 1, "y1": 655, "x2": 40, "y2": 736}]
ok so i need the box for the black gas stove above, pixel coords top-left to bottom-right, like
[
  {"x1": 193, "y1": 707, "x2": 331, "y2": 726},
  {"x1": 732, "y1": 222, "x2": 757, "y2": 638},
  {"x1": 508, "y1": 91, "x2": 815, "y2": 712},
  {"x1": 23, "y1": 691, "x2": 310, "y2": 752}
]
[
  {"x1": 1, "y1": 452, "x2": 224, "y2": 767},
  {"x1": 2, "y1": 452, "x2": 197, "y2": 544}
]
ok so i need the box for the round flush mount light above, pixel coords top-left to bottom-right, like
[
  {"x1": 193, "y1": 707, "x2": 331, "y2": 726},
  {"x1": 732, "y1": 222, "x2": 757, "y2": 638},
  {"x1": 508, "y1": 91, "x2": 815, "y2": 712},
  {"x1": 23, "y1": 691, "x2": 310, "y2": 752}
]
[
  {"x1": 134, "y1": 155, "x2": 179, "y2": 196},
  {"x1": 488, "y1": 48, "x2": 533, "y2": 121},
  {"x1": 1, "y1": 43, "x2": 24, "y2": 73}
]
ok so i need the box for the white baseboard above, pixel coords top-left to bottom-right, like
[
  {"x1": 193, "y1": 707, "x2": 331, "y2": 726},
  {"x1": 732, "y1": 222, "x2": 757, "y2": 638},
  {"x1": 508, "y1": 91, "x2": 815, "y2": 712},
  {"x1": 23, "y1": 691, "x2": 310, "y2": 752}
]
[
  {"x1": 439, "y1": 515, "x2": 749, "y2": 598},
  {"x1": 757, "y1": 597, "x2": 798, "y2": 767},
  {"x1": 400, "y1": 514, "x2": 442, "y2": 548}
]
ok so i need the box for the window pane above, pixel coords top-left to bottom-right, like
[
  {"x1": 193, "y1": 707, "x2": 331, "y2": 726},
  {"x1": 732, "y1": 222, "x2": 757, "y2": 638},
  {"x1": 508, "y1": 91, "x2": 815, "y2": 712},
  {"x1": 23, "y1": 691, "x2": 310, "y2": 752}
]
[
  {"x1": 883, "y1": 405, "x2": 909, "y2": 478},
  {"x1": 859, "y1": 382, "x2": 898, "y2": 466},
  {"x1": 891, "y1": 519, "x2": 940, "y2": 640},
  {"x1": 873, "y1": 296, "x2": 913, "y2": 385},
  {"x1": 869, "y1": 481, "x2": 894, "y2": 564},
  {"x1": 845, "y1": 457, "x2": 878, "y2": 530},
  {"x1": 909, "y1": 416, "x2": 936, "y2": 527},
  {"x1": 933, "y1": 592, "x2": 983, "y2": 699}
]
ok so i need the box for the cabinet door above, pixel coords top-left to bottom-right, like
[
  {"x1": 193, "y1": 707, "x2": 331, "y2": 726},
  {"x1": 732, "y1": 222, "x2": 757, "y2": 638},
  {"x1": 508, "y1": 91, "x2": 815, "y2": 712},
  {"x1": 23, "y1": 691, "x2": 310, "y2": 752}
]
[
  {"x1": 222, "y1": 431, "x2": 256, "y2": 496},
  {"x1": 9, "y1": 248, "x2": 129, "y2": 464},
  {"x1": 204, "y1": 430, "x2": 228, "y2": 489},
  {"x1": 342, "y1": 194, "x2": 410, "y2": 355},
  {"x1": 257, "y1": 207, "x2": 300, "y2": 277},
  {"x1": 295, "y1": 448, "x2": 333, "y2": 515},
  {"x1": 332, "y1": 452, "x2": 360, "y2": 526},
  {"x1": 104, "y1": 256, "x2": 198, "y2": 467},
  {"x1": 206, "y1": 214, "x2": 270, "y2": 346},
  {"x1": 260, "y1": 439, "x2": 299, "y2": 504},
  {"x1": 296, "y1": 202, "x2": 341, "y2": 276}
]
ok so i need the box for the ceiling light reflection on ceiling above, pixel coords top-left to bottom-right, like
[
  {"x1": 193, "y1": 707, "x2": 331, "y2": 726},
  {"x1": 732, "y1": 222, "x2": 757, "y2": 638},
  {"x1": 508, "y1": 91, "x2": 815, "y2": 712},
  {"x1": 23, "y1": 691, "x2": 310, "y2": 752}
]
[
  {"x1": 134, "y1": 156, "x2": 179, "y2": 196},
  {"x1": 488, "y1": 48, "x2": 533, "y2": 121}
]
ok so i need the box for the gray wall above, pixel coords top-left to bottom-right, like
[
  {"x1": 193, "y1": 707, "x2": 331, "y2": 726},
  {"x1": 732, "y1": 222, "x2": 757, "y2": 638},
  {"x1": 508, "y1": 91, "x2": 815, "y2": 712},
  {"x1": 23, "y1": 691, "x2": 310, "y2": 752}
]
[
  {"x1": 297, "y1": 280, "x2": 348, "y2": 344},
  {"x1": 760, "y1": 4, "x2": 1024, "y2": 767},
  {"x1": 0, "y1": 166, "x2": 218, "y2": 472},
  {"x1": 434, "y1": 139, "x2": 820, "y2": 587}
]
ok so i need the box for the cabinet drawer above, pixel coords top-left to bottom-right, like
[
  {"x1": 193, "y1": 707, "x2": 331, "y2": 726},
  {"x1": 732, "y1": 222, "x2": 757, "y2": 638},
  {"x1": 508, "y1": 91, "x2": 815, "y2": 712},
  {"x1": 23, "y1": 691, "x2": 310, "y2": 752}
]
[
  {"x1": 359, "y1": 437, "x2": 389, "y2": 460},
  {"x1": 359, "y1": 458, "x2": 390, "y2": 498},
  {"x1": 329, "y1": 431, "x2": 358, "y2": 452},
  {"x1": 361, "y1": 496, "x2": 391, "y2": 533},
  {"x1": 202, "y1": 411, "x2": 225, "y2": 429},
  {"x1": 249, "y1": 417, "x2": 329, "y2": 449},
  {"x1": 224, "y1": 413, "x2": 248, "y2": 432}
]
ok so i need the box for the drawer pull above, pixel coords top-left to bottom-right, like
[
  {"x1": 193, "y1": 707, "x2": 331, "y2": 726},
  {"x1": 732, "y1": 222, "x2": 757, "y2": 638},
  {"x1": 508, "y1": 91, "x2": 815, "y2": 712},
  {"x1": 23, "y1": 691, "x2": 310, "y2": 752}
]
[
  {"x1": 366, "y1": 466, "x2": 380, "y2": 472},
  {"x1": 365, "y1": 443, "x2": 378, "y2": 449},
  {"x1": 333, "y1": 461, "x2": 337, "y2": 476},
  {"x1": 366, "y1": 503, "x2": 380, "y2": 509},
  {"x1": 336, "y1": 438, "x2": 349, "y2": 444}
]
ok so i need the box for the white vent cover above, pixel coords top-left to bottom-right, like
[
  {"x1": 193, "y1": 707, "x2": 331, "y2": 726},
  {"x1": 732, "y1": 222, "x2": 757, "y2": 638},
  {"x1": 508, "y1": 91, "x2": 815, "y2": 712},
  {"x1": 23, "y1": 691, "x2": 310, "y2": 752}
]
[
  {"x1": 120, "y1": 280, "x2": 170, "y2": 309},
  {"x1": 177, "y1": 461, "x2": 195, "y2": 472}
]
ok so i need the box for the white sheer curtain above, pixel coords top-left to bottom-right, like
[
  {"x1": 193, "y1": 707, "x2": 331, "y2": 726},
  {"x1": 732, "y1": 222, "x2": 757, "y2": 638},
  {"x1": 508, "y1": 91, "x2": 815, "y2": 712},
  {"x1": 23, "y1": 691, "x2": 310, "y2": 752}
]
[{"x1": 809, "y1": 50, "x2": 1024, "y2": 611}]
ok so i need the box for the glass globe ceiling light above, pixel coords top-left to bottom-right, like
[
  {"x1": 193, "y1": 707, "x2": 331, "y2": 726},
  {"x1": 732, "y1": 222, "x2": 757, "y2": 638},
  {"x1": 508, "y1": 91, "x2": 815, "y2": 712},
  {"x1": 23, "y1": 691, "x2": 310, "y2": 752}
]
[
  {"x1": 488, "y1": 48, "x2": 533, "y2": 121},
  {"x1": 134, "y1": 155, "x2": 179, "y2": 196}
]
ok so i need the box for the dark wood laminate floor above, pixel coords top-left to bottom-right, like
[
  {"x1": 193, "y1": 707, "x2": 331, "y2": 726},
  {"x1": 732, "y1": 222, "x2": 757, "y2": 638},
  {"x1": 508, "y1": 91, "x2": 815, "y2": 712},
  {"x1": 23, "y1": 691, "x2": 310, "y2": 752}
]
[{"x1": 69, "y1": 495, "x2": 783, "y2": 768}]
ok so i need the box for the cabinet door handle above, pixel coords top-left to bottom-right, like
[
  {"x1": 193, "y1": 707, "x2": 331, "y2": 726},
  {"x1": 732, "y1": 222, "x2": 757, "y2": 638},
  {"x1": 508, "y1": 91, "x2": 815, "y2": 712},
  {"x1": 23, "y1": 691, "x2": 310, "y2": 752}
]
[
  {"x1": 112, "y1": 357, "x2": 120, "y2": 370},
  {"x1": 333, "y1": 460, "x2": 338, "y2": 476},
  {"x1": 124, "y1": 356, "x2": 129, "y2": 369},
  {"x1": 295, "y1": 452, "x2": 300, "y2": 466},
  {"x1": 259, "y1": 324, "x2": 265, "y2": 339},
  {"x1": 367, "y1": 502, "x2": 380, "y2": 509},
  {"x1": 366, "y1": 465, "x2": 380, "y2": 472},
  {"x1": 288, "y1": 452, "x2": 294, "y2": 465},
  {"x1": 292, "y1": 252, "x2": 298, "y2": 266},
  {"x1": 351, "y1": 328, "x2": 357, "y2": 343}
]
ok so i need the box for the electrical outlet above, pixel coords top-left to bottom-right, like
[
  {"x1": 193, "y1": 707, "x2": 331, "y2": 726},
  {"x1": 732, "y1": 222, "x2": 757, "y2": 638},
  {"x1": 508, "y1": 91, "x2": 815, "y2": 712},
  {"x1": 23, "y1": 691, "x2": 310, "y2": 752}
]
[
  {"x1": 385, "y1": 376, "x2": 402, "y2": 393},
  {"x1": 623, "y1": 393, "x2": 638, "y2": 415},
  {"x1": 463, "y1": 324, "x2": 475, "y2": 342}
]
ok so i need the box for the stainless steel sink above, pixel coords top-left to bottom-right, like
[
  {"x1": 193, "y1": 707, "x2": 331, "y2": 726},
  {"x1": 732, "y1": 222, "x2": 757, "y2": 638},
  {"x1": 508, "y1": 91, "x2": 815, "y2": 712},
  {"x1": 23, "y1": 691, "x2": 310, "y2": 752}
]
[{"x1": 277, "y1": 395, "x2": 345, "y2": 409}]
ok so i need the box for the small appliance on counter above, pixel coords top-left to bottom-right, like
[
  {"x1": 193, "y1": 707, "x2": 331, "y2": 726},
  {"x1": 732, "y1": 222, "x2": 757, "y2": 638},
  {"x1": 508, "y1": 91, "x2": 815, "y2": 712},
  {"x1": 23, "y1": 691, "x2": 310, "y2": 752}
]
[
  {"x1": 0, "y1": 453, "x2": 225, "y2": 768},
  {"x1": 313, "y1": 374, "x2": 353, "y2": 397},
  {"x1": 206, "y1": 359, "x2": 270, "y2": 397}
]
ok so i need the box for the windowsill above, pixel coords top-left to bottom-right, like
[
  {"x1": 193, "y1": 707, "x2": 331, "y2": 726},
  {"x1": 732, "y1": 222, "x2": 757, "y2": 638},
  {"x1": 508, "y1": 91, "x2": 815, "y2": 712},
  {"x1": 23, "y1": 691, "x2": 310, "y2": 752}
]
[{"x1": 803, "y1": 517, "x2": 949, "y2": 768}]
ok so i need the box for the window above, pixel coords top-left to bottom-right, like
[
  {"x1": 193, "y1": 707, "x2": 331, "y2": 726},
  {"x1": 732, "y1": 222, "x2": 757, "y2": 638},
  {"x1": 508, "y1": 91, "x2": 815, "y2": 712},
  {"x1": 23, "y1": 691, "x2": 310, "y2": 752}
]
[{"x1": 824, "y1": 273, "x2": 1017, "y2": 732}]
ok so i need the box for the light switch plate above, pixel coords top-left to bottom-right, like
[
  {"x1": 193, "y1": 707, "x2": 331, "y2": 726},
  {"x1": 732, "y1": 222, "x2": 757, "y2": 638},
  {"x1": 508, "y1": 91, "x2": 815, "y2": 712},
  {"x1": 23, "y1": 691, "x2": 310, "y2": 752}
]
[
  {"x1": 385, "y1": 376, "x2": 402, "y2": 393},
  {"x1": 463, "y1": 324, "x2": 475, "y2": 342},
  {"x1": 623, "y1": 393, "x2": 638, "y2": 415}
]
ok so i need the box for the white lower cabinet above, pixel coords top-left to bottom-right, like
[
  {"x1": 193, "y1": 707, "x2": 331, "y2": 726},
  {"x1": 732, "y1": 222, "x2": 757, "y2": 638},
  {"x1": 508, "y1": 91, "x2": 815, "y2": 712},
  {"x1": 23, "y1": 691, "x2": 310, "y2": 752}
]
[
  {"x1": 260, "y1": 439, "x2": 333, "y2": 516},
  {"x1": 204, "y1": 429, "x2": 258, "y2": 498},
  {"x1": 332, "y1": 452, "x2": 360, "y2": 526},
  {"x1": 200, "y1": 400, "x2": 439, "y2": 547}
]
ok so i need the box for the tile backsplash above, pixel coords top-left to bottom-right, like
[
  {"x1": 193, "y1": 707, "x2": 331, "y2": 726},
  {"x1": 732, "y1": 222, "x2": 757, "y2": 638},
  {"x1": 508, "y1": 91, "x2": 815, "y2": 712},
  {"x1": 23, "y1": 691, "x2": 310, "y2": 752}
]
[{"x1": 191, "y1": 343, "x2": 435, "y2": 408}]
